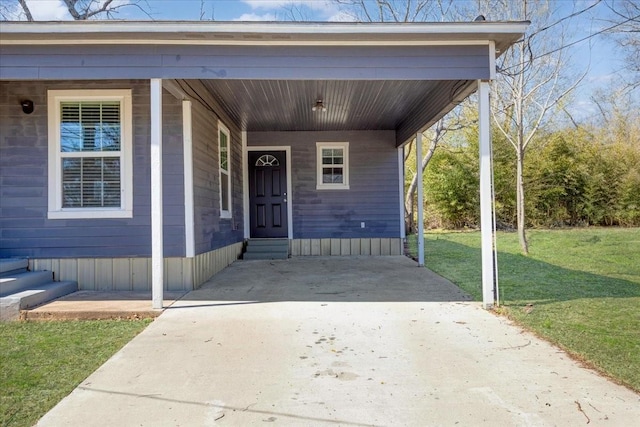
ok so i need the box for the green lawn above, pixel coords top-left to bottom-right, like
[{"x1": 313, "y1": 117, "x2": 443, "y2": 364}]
[
  {"x1": 408, "y1": 228, "x2": 640, "y2": 392},
  {"x1": 0, "y1": 319, "x2": 152, "y2": 427}
]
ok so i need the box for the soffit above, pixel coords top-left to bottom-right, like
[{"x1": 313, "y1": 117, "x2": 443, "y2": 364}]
[{"x1": 198, "y1": 79, "x2": 445, "y2": 132}]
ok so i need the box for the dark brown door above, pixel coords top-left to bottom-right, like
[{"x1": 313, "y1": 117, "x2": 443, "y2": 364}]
[{"x1": 249, "y1": 151, "x2": 288, "y2": 238}]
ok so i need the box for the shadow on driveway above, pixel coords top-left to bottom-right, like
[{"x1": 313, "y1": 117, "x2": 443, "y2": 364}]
[{"x1": 171, "y1": 256, "x2": 472, "y2": 307}]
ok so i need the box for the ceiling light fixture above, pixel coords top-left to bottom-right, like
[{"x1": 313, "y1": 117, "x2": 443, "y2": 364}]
[{"x1": 312, "y1": 99, "x2": 327, "y2": 112}]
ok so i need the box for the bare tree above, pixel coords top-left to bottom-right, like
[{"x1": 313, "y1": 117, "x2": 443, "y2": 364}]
[
  {"x1": 14, "y1": 0, "x2": 150, "y2": 21},
  {"x1": 403, "y1": 112, "x2": 470, "y2": 233},
  {"x1": 16, "y1": 0, "x2": 33, "y2": 21},
  {"x1": 334, "y1": 0, "x2": 456, "y2": 22},
  {"x1": 604, "y1": 0, "x2": 640, "y2": 91},
  {"x1": 489, "y1": 0, "x2": 587, "y2": 254},
  {"x1": 332, "y1": 1, "x2": 595, "y2": 253}
]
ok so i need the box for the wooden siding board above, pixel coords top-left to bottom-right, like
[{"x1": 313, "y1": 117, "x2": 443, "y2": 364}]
[
  {"x1": 131, "y1": 258, "x2": 149, "y2": 291},
  {"x1": 1, "y1": 45, "x2": 490, "y2": 81},
  {"x1": 370, "y1": 238, "x2": 381, "y2": 256},
  {"x1": 190, "y1": 83, "x2": 244, "y2": 255},
  {"x1": 77, "y1": 259, "x2": 95, "y2": 291},
  {"x1": 290, "y1": 239, "x2": 301, "y2": 256},
  {"x1": 340, "y1": 239, "x2": 351, "y2": 256},
  {"x1": 58, "y1": 259, "x2": 78, "y2": 283},
  {"x1": 350, "y1": 238, "x2": 361, "y2": 256},
  {"x1": 330, "y1": 239, "x2": 341, "y2": 255},
  {"x1": 166, "y1": 258, "x2": 183, "y2": 291},
  {"x1": 95, "y1": 259, "x2": 114, "y2": 291},
  {"x1": 311, "y1": 239, "x2": 321, "y2": 256},
  {"x1": 321, "y1": 239, "x2": 331, "y2": 256},
  {"x1": 301, "y1": 239, "x2": 311, "y2": 256},
  {"x1": 360, "y1": 239, "x2": 371, "y2": 255},
  {"x1": 113, "y1": 259, "x2": 132, "y2": 291},
  {"x1": 380, "y1": 238, "x2": 391, "y2": 256}
]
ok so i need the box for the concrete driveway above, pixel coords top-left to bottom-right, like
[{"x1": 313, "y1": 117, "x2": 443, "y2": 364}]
[{"x1": 38, "y1": 256, "x2": 639, "y2": 426}]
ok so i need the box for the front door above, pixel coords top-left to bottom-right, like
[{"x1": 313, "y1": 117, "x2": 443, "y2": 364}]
[{"x1": 249, "y1": 151, "x2": 288, "y2": 238}]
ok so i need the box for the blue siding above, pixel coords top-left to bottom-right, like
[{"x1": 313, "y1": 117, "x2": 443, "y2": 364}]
[
  {"x1": 248, "y1": 130, "x2": 401, "y2": 239},
  {"x1": 0, "y1": 80, "x2": 186, "y2": 258},
  {"x1": 0, "y1": 45, "x2": 490, "y2": 81},
  {"x1": 190, "y1": 95, "x2": 244, "y2": 254}
]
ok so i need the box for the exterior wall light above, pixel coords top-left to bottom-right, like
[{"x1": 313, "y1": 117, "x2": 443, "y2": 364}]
[{"x1": 21, "y1": 100, "x2": 34, "y2": 114}]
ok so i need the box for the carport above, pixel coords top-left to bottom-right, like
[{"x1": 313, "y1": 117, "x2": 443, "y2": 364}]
[{"x1": 0, "y1": 21, "x2": 529, "y2": 308}]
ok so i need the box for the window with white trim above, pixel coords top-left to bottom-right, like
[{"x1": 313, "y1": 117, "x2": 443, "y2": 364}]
[
  {"x1": 47, "y1": 89, "x2": 133, "y2": 219},
  {"x1": 316, "y1": 142, "x2": 349, "y2": 190},
  {"x1": 218, "y1": 121, "x2": 232, "y2": 218}
]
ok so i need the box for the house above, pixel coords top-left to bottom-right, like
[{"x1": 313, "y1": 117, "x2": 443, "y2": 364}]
[{"x1": 0, "y1": 20, "x2": 528, "y2": 309}]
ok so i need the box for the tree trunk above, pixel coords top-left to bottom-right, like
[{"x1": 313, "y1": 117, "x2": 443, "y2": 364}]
[
  {"x1": 516, "y1": 147, "x2": 529, "y2": 254},
  {"x1": 404, "y1": 129, "x2": 440, "y2": 232}
]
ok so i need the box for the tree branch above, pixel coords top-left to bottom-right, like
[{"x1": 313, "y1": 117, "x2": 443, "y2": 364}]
[{"x1": 18, "y1": 0, "x2": 34, "y2": 21}]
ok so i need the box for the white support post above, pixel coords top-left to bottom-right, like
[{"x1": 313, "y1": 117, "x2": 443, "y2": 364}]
[
  {"x1": 416, "y1": 132, "x2": 424, "y2": 267},
  {"x1": 242, "y1": 131, "x2": 250, "y2": 239},
  {"x1": 398, "y1": 147, "x2": 406, "y2": 239},
  {"x1": 151, "y1": 78, "x2": 164, "y2": 309},
  {"x1": 478, "y1": 80, "x2": 497, "y2": 309},
  {"x1": 183, "y1": 100, "x2": 195, "y2": 258}
]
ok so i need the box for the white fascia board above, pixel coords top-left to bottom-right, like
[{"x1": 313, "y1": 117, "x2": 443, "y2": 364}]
[{"x1": 0, "y1": 21, "x2": 529, "y2": 46}]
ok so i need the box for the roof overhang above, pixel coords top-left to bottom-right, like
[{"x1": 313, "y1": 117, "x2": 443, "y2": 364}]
[
  {"x1": 0, "y1": 20, "x2": 529, "y2": 146},
  {"x1": 0, "y1": 20, "x2": 528, "y2": 51}
]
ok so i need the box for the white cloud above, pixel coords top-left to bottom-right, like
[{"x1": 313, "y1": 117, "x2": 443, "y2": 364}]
[
  {"x1": 327, "y1": 10, "x2": 356, "y2": 22},
  {"x1": 243, "y1": 0, "x2": 319, "y2": 10},
  {"x1": 25, "y1": 0, "x2": 70, "y2": 20},
  {"x1": 243, "y1": 0, "x2": 334, "y2": 13},
  {"x1": 240, "y1": 0, "x2": 345, "y2": 21},
  {"x1": 234, "y1": 12, "x2": 278, "y2": 21}
]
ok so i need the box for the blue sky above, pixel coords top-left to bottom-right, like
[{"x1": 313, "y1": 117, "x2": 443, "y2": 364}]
[
  {"x1": 8, "y1": 0, "x2": 630, "y2": 121},
  {"x1": 13, "y1": 0, "x2": 346, "y2": 21}
]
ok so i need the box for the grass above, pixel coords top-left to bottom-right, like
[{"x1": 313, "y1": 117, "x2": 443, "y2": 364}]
[
  {"x1": 0, "y1": 319, "x2": 152, "y2": 427},
  {"x1": 408, "y1": 227, "x2": 640, "y2": 392}
]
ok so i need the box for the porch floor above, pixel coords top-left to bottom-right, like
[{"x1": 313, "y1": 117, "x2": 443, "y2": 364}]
[{"x1": 21, "y1": 291, "x2": 187, "y2": 320}]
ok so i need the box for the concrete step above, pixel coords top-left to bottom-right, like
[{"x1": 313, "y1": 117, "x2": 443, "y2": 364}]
[
  {"x1": 245, "y1": 244, "x2": 289, "y2": 253},
  {"x1": 246, "y1": 239, "x2": 289, "y2": 248},
  {"x1": 243, "y1": 239, "x2": 289, "y2": 260},
  {"x1": 1, "y1": 280, "x2": 78, "y2": 321},
  {"x1": 0, "y1": 258, "x2": 29, "y2": 276},
  {"x1": 243, "y1": 252, "x2": 289, "y2": 261},
  {"x1": 0, "y1": 270, "x2": 53, "y2": 297}
]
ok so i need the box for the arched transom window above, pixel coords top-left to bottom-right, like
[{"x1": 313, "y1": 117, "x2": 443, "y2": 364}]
[{"x1": 255, "y1": 154, "x2": 279, "y2": 166}]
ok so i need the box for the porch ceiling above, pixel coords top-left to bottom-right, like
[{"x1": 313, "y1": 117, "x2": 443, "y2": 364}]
[{"x1": 196, "y1": 79, "x2": 457, "y2": 135}]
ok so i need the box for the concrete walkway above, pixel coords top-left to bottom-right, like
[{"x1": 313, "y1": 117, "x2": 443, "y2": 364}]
[
  {"x1": 22, "y1": 291, "x2": 186, "y2": 320},
  {"x1": 37, "y1": 257, "x2": 639, "y2": 426}
]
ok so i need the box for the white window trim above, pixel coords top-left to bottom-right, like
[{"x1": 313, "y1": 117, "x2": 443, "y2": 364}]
[
  {"x1": 218, "y1": 121, "x2": 232, "y2": 219},
  {"x1": 47, "y1": 89, "x2": 133, "y2": 219},
  {"x1": 316, "y1": 142, "x2": 350, "y2": 190}
]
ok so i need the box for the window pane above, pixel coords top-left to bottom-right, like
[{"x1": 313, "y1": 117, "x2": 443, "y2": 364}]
[
  {"x1": 321, "y1": 148, "x2": 343, "y2": 166},
  {"x1": 219, "y1": 131, "x2": 228, "y2": 171},
  {"x1": 62, "y1": 157, "x2": 121, "y2": 208},
  {"x1": 221, "y1": 171, "x2": 230, "y2": 211},
  {"x1": 61, "y1": 102, "x2": 121, "y2": 152},
  {"x1": 322, "y1": 167, "x2": 343, "y2": 184}
]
